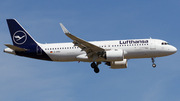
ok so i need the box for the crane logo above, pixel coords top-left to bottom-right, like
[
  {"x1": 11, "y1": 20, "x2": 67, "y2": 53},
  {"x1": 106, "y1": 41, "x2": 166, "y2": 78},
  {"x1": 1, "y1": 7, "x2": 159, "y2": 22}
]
[{"x1": 13, "y1": 30, "x2": 27, "y2": 45}]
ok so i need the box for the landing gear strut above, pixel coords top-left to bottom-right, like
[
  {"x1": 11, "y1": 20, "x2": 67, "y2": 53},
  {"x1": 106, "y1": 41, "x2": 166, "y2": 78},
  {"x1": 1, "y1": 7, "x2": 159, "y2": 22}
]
[
  {"x1": 151, "y1": 58, "x2": 156, "y2": 68},
  {"x1": 91, "y1": 62, "x2": 100, "y2": 73}
]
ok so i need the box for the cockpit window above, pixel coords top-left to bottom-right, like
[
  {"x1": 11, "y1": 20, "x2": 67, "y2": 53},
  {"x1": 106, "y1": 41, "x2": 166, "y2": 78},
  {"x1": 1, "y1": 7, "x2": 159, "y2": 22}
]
[{"x1": 162, "y1": 42, "x2": 169, "y2": 45}]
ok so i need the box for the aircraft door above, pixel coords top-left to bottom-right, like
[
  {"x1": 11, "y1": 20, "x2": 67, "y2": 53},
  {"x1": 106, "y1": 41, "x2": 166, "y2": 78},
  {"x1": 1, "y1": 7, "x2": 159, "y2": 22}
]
[
  {"x1": 37, "y1": 45, "x2": 42, "y2": 55},
  {"x1": 150, "y1": 39, "x2": 156, "y2": 50}
]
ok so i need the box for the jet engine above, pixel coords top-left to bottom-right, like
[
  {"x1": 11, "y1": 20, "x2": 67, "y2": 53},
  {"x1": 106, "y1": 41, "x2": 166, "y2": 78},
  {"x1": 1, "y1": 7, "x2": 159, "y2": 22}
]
[
  {"x1": 105, "y1": 59, "x2": 128, "y2": 69},
  {"x1": 104, "y1": 49, "x2": 124, "y2": 61}
]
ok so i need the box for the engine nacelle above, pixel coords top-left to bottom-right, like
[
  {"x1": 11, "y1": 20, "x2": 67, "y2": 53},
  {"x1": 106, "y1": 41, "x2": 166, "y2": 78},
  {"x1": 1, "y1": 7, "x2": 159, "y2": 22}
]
[
  {"x1": 105, "y1": 49, "x2": 124, "y2": 61},
  {"x1": 109, "y1": 59, "x2": 128, "y2": 69}
]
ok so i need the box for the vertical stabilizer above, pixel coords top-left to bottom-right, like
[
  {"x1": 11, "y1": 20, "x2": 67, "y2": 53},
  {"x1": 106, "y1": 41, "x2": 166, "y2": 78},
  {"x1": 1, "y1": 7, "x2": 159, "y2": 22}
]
[
  {"x1": 5, "y1": 19, "x2": 52, "y2": 61},
  {"x1": 6, "y1": 19, "x2": 37, "y2": 48}
]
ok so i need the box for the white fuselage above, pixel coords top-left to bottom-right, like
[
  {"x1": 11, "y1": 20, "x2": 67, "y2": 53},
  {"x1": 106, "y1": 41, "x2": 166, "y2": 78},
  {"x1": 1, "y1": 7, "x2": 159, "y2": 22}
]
[{"x1": 38, "y1": 38, "x2": 177, "y2": 62}]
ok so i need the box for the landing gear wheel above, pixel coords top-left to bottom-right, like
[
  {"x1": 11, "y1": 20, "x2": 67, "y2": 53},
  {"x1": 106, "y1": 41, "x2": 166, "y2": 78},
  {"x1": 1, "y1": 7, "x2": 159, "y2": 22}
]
[
  {"x1": 94, "y1": 67, "x2": 100, "y2": 73},
  {"x1": 91, "y1": 62, "x2": 100, "y2": 73},
  {"x1": 152, "y1": 63, "x2": 156, "y2": 68},
  {"x1": 151, "y1": 58, "x2": 156, "y2": 68},
  {"x1": 91, "y1": 62, "x2": 96, "y2": 68}
]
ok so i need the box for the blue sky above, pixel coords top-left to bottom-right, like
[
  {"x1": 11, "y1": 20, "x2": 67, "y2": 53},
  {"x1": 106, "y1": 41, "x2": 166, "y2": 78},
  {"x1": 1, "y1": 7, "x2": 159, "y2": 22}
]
[{"x1": 0, "y1": 0, "x2": 180, "y2": 101}]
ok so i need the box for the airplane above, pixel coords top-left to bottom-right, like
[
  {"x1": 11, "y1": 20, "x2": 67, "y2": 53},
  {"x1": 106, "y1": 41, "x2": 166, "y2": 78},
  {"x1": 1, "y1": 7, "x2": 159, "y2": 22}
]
[{"x1": 4, "y1": 19, "x2": 177, "y2": 73}]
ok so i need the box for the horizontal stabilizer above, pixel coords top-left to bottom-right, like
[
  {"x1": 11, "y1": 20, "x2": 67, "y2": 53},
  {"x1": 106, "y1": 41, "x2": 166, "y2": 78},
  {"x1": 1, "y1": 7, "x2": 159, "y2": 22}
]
[{"x1": 5, "y1": 44, "x2": 27, "y2": 51}]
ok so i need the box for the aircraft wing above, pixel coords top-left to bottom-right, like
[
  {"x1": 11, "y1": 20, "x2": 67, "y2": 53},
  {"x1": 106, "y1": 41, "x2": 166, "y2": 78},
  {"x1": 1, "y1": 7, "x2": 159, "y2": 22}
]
[{"x1": 60, "y1": 23, "x2": 105, "y2": 57}]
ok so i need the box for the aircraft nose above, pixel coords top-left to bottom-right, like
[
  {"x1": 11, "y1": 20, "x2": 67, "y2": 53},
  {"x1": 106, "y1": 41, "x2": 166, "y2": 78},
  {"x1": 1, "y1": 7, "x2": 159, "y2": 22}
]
[{"x1": 170, "y1": 46, "x2": 177, "y2": 54}]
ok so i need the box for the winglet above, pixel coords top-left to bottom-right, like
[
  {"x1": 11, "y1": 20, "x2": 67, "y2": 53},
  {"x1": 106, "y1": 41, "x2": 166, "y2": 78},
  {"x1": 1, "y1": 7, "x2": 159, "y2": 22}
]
[{"x1": 60, "y1": 23, "x2": 70, "y2": 34}]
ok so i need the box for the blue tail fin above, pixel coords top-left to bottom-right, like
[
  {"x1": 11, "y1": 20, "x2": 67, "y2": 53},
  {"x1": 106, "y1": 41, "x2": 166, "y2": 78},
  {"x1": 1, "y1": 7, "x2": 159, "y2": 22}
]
[
  {"x1": 6, "y1": 19, "x2": 37, "y2": 48},
  {"x1": 6, "y1": 19, "x2": 52, "y2": 61}
]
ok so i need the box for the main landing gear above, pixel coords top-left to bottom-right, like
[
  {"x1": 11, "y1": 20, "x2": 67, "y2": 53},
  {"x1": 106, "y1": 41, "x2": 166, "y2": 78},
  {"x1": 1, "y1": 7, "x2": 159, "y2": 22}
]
[
  {"x1": 151, "y1": 58, "x2": 156, "y2": 68},
  {"x1": 91, "y1": 62, "x2": 101, "y2": 73}
]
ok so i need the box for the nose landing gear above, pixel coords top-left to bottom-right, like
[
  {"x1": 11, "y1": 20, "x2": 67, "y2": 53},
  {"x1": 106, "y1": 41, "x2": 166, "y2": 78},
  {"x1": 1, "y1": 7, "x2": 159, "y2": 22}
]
[{"x1": 151, "y1": 58, "x2": 156, "y2": 68}]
